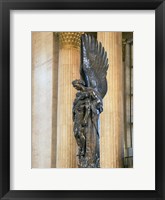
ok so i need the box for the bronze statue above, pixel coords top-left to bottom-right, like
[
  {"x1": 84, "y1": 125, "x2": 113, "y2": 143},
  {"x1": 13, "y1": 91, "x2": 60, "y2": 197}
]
[{"x1": 72, "y1": 34, "x2": 109, "y2": 168}]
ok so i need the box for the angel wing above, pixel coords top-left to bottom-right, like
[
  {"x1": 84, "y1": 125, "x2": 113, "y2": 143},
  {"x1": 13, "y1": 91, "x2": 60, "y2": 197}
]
[{"x1": 80, "y1": 34, "x2": 109, "y2": 99}]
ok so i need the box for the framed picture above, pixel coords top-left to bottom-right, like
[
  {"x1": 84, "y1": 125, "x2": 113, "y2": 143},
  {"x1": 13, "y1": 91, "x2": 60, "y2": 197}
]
[
  {"x1": 0, "y1": 0, "x2": 164, "y2": 199},
  {"x1": 31, "y1": 31, "x2": 134, "y2": 170}
]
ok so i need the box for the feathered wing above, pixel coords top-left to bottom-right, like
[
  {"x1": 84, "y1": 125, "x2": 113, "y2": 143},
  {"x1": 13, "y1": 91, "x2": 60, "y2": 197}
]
[{"x1": 80, "y1": 34, "x2": 109, "y2": 98}]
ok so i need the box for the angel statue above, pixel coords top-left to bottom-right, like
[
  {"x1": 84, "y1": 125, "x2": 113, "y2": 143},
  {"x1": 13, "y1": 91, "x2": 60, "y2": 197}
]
[{"x1": 72, "y1": 34, "x2": 109, "y2": 168}]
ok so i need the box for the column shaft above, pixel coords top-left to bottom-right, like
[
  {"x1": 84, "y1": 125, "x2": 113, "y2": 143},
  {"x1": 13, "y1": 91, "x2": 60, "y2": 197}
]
[
  {"x1": 98, "y1": 32, "x2": 124, "y2": 168},
  {"x1": 32, "y1": 32, "x2": 54, "y2": 168},
  {"x1": 56, "y1": 32, "x2": 82, "y2": 168}
]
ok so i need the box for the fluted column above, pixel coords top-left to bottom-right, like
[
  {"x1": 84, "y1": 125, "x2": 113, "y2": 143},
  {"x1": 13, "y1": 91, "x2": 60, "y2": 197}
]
[
  {"x1": 32, "y1": 32, "x2": 55, "y2": 168},
  {"x1": 56, "y1": 32, "x2": 83, "y2": 168},
  {"x1": 98, "y1": 32, "x2": 124, "y2": 168}
]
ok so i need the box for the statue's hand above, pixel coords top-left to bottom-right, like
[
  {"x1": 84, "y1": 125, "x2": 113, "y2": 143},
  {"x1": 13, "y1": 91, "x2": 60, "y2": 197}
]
[{"x1": 97, "y1": 102, "x2": 103, "y2": 113}]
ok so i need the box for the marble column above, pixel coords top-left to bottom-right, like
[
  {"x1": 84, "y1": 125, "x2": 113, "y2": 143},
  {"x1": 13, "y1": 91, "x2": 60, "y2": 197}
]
[
  {"x1": 32, "y1": 32, "x2": 56, "y2": 168},
  {"x1": 56, "y1": 32, "x2": 83, "y2": 168},
  {"x1": 97, "y1": 32, "x2": 124, "y2": 168}
]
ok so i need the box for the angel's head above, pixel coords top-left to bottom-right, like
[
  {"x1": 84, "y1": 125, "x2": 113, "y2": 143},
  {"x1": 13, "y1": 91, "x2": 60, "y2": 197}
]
[{"x1": 72, "y1": 79, "x2": 85, "y2": 91}]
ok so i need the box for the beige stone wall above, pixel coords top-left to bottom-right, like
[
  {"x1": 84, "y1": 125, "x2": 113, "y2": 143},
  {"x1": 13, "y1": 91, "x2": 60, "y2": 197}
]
[{"x1": 32, "y1": 32, "x2": 56, "y2": 168}]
